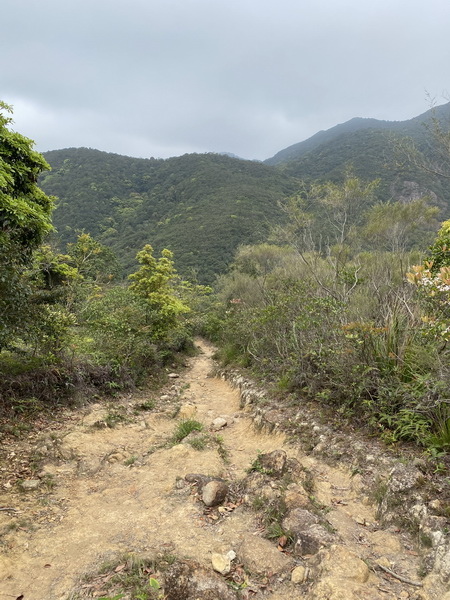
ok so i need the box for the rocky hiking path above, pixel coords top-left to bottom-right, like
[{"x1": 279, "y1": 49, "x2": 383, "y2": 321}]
[{"x1": 0, "y1": 340, "x2": 448, "y2": 599}]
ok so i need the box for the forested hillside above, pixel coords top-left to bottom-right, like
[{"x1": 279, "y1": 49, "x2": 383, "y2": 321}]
[
  {"x1": 41, "y1": 149, "x2": 299, "y2": 282},
  {"x1": 39, "y1": 103, "x2": 450, "y2": 284},
  {"x1": 1, "y1": 98, "x2": 449, "y2": 476},
  {"x1": 265, "y1": 102, "x2": 450, "y2": 212}
]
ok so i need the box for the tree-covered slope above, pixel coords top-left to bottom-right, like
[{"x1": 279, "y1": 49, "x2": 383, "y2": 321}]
[
  {"x1": 41, "y1": 149, "x2": 299, "y2": 282},
  {"x1": 265, "y1": 102, "x2": 450, "y2": 166},
  {"x1": 264, "y1": 103, "x2": 450, "y2": 211}
]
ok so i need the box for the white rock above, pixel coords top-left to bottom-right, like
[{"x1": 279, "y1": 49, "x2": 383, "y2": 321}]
[
  {"x1": 212, "y1": 417, "x2": 228, "y2": 430},
  {"x1": 226, "y1": 550, "x2": 236, "y2": 561},
  {"x1": 20, "y1": 479, "x2": 41, "y2": 491},
  {"x1": 211, "y1": 552, "x2": 231, "y2": 575},
  {"x1": 291, "y1": 565, "x2": 307, "y2": 584}
]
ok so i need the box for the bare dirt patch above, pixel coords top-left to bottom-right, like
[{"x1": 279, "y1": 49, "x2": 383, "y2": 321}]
[{"x1": 0, "y1": 340, "x2": 447, "y2": 599}]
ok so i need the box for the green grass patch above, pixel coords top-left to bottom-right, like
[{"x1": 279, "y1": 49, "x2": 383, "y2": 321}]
[{"x1": 171, "y1": 419, "x2": 203, "y2": 443}]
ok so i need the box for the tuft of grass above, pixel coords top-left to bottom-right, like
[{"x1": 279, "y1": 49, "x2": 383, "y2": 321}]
[
  {"x1": 135, "y1": 400, "x2": 155, "y2": 412},
  {"x1": 302, "y1": 469, "x2": 315, "y2": 495},
  {"x1": 188, "y1": 434, "x2": 209, "y2": 451},
  {"x1": 214, "y1": 435, "x2": 230, "y2": 463},
  {"x1": 247, "y1": 452, "x2": 273, "y2": 476},
  {"x1": 103, "y1": 412, "x2": 128, "y2": 428},
  {"x1": 69, "y1": 553, "x2": 167, "y2": 600},
  {"x1": 171, "y1": 419, "x2": 203, "y2": 443}
]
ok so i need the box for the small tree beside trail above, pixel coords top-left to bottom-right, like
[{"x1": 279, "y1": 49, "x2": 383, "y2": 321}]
[
  {"x1": 128, "y1": 244, "x2": 190, "y2": 340},
  {"x1": 0, "y1": 101, "x2": 55, "y2": 351}
]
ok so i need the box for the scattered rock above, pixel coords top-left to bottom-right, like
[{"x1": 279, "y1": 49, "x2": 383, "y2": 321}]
[
  {"x1": 312, "y1": 544, "x2": 370, "y2": 583},
  {"x1": 282, "y1": 508, "x2": 319, "y2": 532},
  {"x1": 20, "y1": 479, "x2": 41, "y2": 491},
  {"x1": 282, "y1": 509, "x2": 333, "y2": 556},
  {"x1": 168, "y1": 373, "x2": 179, "y2": 379},
  {"x1": 178, "y1": 403, "x2": 197, "y2": 420},
  {"x1": 291, "y1": 565, "x2": 308, "y2": 584},
  {"x1": 238, "y1": 534, "x2": 293, "y2": 575},
  {"x1": 211, "y1": 417, "x2": 228, "y2": 430},
  {"x1": 202, "y1": 480, "x2": 228, "y2": 507},
  {"x1": 164, "y1": 561, "x2": 238, "y2": 600},
  {"x1": 160, "y1": 394, "x2": 171, "y2": 401},
  {"x1": 387, "y1": 463, "x2": 423, "y2": 494},
  {"x1": 257, "y1": 449, "x2": 287, "y2": 477},
  {"x1": 293, "y1": 524, "x2": 334, "y2": 556},
  {"x1": 211, "y1": 552, "x2": 232, "y2": 575},
  {"x1": 284, "y1": 484, "x2": 310, "y2": 509}
]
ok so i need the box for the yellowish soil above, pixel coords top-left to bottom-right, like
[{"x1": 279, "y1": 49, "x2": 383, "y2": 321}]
[{"x1": 0, "y1": 340, "x2": 443, "y2": 599}]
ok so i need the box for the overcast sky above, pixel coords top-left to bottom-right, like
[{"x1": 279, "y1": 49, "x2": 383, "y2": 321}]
[{"x1": 2, "y1": 0, "x2": 449, "y2": 161}]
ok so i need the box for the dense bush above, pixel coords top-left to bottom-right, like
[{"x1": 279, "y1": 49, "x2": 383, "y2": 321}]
[{"x1": 214, "y1": 239, "x2": 449, "y2": 453}]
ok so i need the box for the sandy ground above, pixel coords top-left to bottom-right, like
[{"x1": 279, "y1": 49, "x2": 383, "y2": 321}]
[{"x1": 0, "y1": 340, "x2": 443, "y2": 599}]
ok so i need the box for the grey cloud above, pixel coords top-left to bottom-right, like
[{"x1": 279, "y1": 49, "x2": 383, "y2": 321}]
[{"x1": 2, "y1": 0, "x2": 450, "y2": 160}]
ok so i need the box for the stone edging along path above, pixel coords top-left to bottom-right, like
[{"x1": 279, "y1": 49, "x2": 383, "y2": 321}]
[
  {"x1": 0, "y1": 339, "x2": 448, "y2": 599},
  {"x1": 218, "y1": 362, "x2": 450, "y2": 598}
]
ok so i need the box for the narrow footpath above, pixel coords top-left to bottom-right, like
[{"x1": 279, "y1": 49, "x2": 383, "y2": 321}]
[{"x1": 0, "y1": 340, "x2": 447, "y2": 599}]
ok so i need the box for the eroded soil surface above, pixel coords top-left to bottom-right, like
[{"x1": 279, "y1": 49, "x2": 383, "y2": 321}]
[{"x1": 0, "y1": 340, "x2": 447, "y2": 599}]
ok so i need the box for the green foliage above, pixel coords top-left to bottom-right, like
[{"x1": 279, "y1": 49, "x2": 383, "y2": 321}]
[
  {"x1": 82, "y1": 286, "x2": 158, "y2": 373},
  {"x1": 213, "y1": 195, "x2": 449, "y2": 454},
  {"x1": 67, "y1": 231, "x2": 121, "y2": 282},
  {"x1": 0, "y1": 102, "x2": 56, "y2": 350},
  {"x1": 129, "y1": 245, "x2": 189, "y2": 340},
  {"x1": 266, "y1": 103, "x2": 450, "y2": 216},
  {"x1": 171, "y1": 419, "x2": 203, "y2": 443},
  {"x1": 363, "y1": 198, "x2": 440, "y2": 253},
  {"x1": 428, "y1": 219, "x2": 450, "y2": 272},
  {"x1": 41, "y1": 149, "x2": 299, "y2": 284}
]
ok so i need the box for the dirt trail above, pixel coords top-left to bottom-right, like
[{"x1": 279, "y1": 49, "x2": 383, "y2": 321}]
[{"x1": 0, "y1": 340, "x2": 445, "y2": 599}]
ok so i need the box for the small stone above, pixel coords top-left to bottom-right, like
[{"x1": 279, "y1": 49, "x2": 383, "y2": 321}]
[
  {"x1": 20, "y1": 479, "x2": 41, "y2": 491},
  {"x1": 211, "y1": 552, "x2": 231, "y2": 575},
  {"x1": 202, "y1": 480, "x2": 228, "y2": 507},
  {"x1": 178, "y1": 403, "x2": 197, "y2": 420},
  {"x1": 212, "y1": 417, "x2": 228, "y2": 430},
  {"x1": 160, "y1": 394, "x2": 171, "y2": 401},
  {"x1": 283, "y1": 508, "x2": 319, "y2": 533},
  {"x1": 165, "y1": 561, "x2": 238, "y2": 600},
  {"x1": 429, "y1": 499, "x2": 442, "y2": 511},
  {"x1": 291, "y1": 565, "x2": 307, "y2": 584},
  {"x1": 168, "y1": 373, "x2": 179, "y2": 378},
  {"x1": 107, "y1": 452, "x2": 125, "y2": 463},
  {"x1": 387, "y1": 464, "x2": 422, "y2": 493},
  {"x1": 376, "y1": 556, "x2": 392, "y2": 569},
  {"x1": 238, "y1": 535, "x2": 293, "y2": 575},
  {"x1": 257, "y1": 449, "x2": 287, "y2": 477},
  {"x1": 226, "y1": 550, "x2": 236, "y2": 561},
  {"x1": 315, "y1": 544, "x2": 370, "y2": 583}
]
